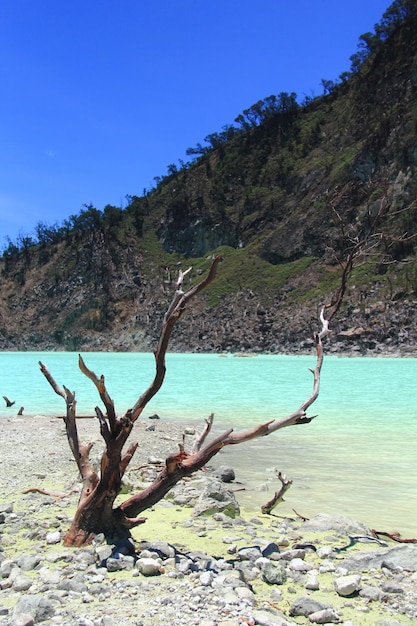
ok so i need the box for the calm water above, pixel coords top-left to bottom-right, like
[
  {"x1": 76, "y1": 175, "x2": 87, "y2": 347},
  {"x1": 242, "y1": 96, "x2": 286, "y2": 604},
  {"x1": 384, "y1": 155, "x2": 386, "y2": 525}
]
[{"x1": 0, "y1": 351, "x2": 416, "y2": 535}]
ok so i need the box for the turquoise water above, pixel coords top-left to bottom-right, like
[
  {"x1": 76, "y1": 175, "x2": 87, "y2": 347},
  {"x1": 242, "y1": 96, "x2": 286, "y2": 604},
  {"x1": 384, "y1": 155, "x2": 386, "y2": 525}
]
[{"x1": 0, "y1": 351, "x2": 416, "y2": 535}]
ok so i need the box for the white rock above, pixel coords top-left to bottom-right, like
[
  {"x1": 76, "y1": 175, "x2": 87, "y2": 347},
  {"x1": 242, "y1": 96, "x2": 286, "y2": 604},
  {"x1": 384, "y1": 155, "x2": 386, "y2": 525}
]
[
  {"x1": 317, "y1": 546, "x2": 334, "y2": 558},
  {"x1": 319, "y1": 559, "x2": 336, "y2": 573},
  {"x1": 235, "y1": 585, "x2": 256, "y2": 605},
  {"x1": 305, "y1": 574, "x2": 320, "y2": 590},
  {"x1": 45, "y1": 531, "x2": 61, "y2": 544},
  {"x1": 135, "y1": 557, "x2": 162, "y2": 576},
  {"x1": 308, "y1": 608, "x2": 340, "y2": 623},
  {"x1": 289, "y1": 557, "x2": 314, "y2": 572},
  {"x1": 199, "y1": 571, "x2": 214, "y2": 586},
  {"x1": 334, "y1": 573, "x2": 361, "y2": 596}
]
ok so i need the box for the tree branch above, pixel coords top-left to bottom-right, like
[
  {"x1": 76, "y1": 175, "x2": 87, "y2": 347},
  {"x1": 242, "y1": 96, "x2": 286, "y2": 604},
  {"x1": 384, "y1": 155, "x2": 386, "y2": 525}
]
[
  {"x1": 128, "y1": 255, "x2": 223, "y2": 422},
  {"x1": 78, "y1": 355, "x2": 118, "y2": 435},
  {"x1": 39, "y1": 362, "x2": 83, "y2": 474},
  {"x1": 39, "y1": 361, "x2": 99, "y2": 501},
  {"x1": 191, "y1": 413, "x2": 214, "y2": 453},
  {"x1": 261, "y1": 472, "x2": 293, "y2": 514}
]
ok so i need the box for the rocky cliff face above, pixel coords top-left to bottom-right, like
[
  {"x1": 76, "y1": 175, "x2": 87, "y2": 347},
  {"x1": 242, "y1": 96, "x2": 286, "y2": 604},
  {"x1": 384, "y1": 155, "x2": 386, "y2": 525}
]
[
  {"x1": 0, "y1": 235, "x2": 415, "y2": 356},
  {"x1": 0, "y1": 10, "x2": 416, "y2": 356}
]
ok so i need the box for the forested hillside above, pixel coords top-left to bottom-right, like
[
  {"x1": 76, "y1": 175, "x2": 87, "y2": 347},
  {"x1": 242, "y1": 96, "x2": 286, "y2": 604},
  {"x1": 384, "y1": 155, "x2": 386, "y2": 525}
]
[{"x1": 1, "y1": 0, "x2": 416, "y2": 355}]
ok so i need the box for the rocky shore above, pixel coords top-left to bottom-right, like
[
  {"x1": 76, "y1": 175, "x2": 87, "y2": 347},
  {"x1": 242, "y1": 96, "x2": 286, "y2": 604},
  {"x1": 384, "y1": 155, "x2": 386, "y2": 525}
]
[{"x1": 1, "y1": 415, "x2": 417, "y2": 626}]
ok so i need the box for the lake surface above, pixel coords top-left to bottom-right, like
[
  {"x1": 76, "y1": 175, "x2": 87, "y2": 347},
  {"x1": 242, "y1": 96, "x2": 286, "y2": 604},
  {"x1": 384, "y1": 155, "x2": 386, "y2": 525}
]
[{"x1": 1, "y1": 351, "x2": 416, "y2": 535}]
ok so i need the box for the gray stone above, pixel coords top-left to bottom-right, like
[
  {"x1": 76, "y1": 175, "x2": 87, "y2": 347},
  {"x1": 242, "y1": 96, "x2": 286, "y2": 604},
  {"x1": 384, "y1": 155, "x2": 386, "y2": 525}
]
[
  {"x1": 359, "y1": 583, "x2": 383, "y2": 601},
  {"x1": 380, "y1": 581, "x2": 404, "y2": 594},
  {"x1": 261, "y1": 562, "x2": 287, "y2": 585},
  {"x1": 16, "y1": 554, "x2": 41, "y2": 571},
  {"x1": 13, "y1": 574, "x2": 33, "y2": 592},
  {"x1": 0, "y1": 579, "x2": 12, "y2": 591},
  {"x1": 220, "y1": 588, "x2": 240, "y2": 604},
  {"x1": 9, "y1": 614, "x2": 34, "y2": 626},
  {"x1": 193, "y1": 479, "x2": 240, "y2": 518},
  {"x1": 91, "y1": 532, "x2": 106, "y2": 545},
  {"x1": 12, "y1": 595, "x2": 56, "y2": 622},
  {"x1": 0, "y1": 502, "x2": 13, "y2": 514},
  {"x1": 147, "y1": 541, "x2": 176, "y2": 558},
  {"x1": 120, "y1": 554, "x2": 135, "y2": 570},
  {"x1": 73, "y1": 549, "x2": 97, "y2": 567},
  {"x1": 305, "y1": 573, "x2": 320, "y2": 590},
  {"x1": 334, "y1": 573, "x2": 361, "y2": 596},
  {"x1": 177, "y1": 556, "x2": 194, "y2": 574},
  {"x1": 319, "y1": 558, "x2": 336, "y2": 573},
  {"x1": 211, "y1": 465, "x2": 235, "y2": 483},
  {"x1": 340, "y1": 545, "x2": 417, "y2": 572},
  {"x1": 199, "y1": 570, "x2": 214, "y2": 586},
  {"x1": 235, "y1": 561, "x2": 260, "y2": 583},
  {"x1": 300, "y1": 513, "x2": 370, "y2": 535},
  {"x1": 38, "y1": 567, "x2": 61, "y2": 585},
  {"x1": 238, "y1": 546, "x2": 263, "y2": 561},
  {"x1": 106, "y1": 557, "x2": 125, "y2": 572},
  {"x1": 57, "y1": 573, "x2": 88, "y2": 593},
  {"x1": 0, "y1": 559, "x2": 18, "y2": 577},
  {"x1": 252, "y1": 607, "x2": 297, "y2": 625},
  {"x1": 289, "y1": 596, "x2": 328, "y2": 617},
  {"x1": 95, "y1": 544, "x2": 113, "y2": 563},
  {"x1": 317, "y1": 545, "x2": 334, "y2": 559},
  {"x1": 213, "y1": 571, "x2": 246, "y2": 589},
  {"x1": 235, "y1": 585, "x2": 256, "y2": 604},
  {"x1": 279, "y1": 548, "x2": 306, "y2": 561}
]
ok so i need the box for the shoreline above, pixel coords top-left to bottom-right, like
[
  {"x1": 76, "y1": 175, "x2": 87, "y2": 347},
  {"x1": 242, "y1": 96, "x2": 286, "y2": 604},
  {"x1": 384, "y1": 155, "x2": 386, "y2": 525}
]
[
  {"x1": 1, "y1": 411, "x2": 416, "y2": 537},
  {"x1": 1, "y1": 347, "x2": 416, "y2": 357},
  {"x1": 1, "y1": 415, "x2": 417, "y2": 625}
]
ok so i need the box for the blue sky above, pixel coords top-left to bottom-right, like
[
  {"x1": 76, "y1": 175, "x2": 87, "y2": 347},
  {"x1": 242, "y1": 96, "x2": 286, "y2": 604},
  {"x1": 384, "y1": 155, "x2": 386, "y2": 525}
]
[{"x1": 0, "y1": 0, "x2": 391, "y2": 245}]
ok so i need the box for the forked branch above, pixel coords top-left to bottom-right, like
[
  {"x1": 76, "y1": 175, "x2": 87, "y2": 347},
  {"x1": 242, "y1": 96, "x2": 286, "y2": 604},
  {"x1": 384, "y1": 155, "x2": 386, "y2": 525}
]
[{"x1": 78, "y1": 355, "x2": 117, "y2": 434}]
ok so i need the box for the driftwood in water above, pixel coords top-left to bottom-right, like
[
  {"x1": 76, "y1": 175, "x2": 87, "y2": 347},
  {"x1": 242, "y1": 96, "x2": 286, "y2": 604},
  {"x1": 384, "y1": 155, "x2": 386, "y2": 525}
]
[{"x1": 261, "y1": 472, "x2": 293, "y2": 515}]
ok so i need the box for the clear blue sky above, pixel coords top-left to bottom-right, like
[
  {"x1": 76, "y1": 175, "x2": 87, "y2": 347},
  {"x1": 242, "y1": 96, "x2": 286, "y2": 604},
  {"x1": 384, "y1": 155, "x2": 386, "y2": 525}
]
[{"x1": 0, "y1": 0, "x2": 391, "y2": 245}]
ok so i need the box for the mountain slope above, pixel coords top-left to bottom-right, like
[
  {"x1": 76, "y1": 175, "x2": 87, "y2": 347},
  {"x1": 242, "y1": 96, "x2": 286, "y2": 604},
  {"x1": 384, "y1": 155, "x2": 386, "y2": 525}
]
[{"x1": 1, "y1": 5, "x2": 416, "y2": 355}]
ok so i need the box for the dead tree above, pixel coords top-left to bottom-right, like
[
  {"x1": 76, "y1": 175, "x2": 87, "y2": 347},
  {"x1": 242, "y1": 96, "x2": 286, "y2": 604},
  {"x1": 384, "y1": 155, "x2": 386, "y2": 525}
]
[{"x1": 39, "y1": 255, "x2": 335, "y2": 547}]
